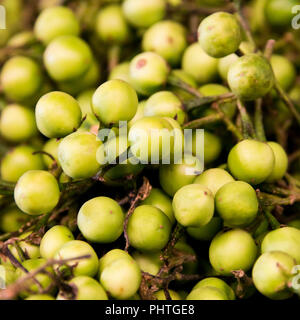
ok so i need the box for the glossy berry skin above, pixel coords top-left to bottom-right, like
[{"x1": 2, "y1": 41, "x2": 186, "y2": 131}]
[
  {"x1": 92, "y1": 79, "x2": 138, "y2": 126},
  {"x1": 252, "y1": 251, "x2": 296, "y2": 300},
  {"x1": 159, "y1": 155, "x2": 202, "y2": 196},
  {"x1": 57, "y1": 276, "x2": 108, "y2": 300},
  {"x1": 218, "y1": 53, "x2": 239, "y2": 81},
  {"x1": 182, "y1": 43, "x2": 218, "y2": 84},
  {"x1": 16, "y1": 258, "x2": 54, "y2": 298},
  {"x1": 54, "y1": 240, "x2": 99, "y2": 277},
  {"x1": 58, "y1": 131, "x2": 102, "y2": 179},
  {"x1": 270, "y1": 55, "x2": 296, "y2": 91},
  {"x1": 127, "y1": 205, "x2": 171, "y2": 251},
  {"x1": 14, "y1": 170, "x2": 60, "y2": 216},
  {"x1": 142, "y1": 20, "x2": 187, "y2": 66},
  {"x1": 265, "y1": 0, "x2": 299, "y2": 28},
  {"x1": 265, "y1": 142, "x2": 288, "y2": 183},
  {"x1": 187, "y1": 217, "x2": 222, "y2": 241},
  {"x1": 129, "y1": 52, "x2": 170, "y2": 96},
  {"x1": 172, "y1": 184, "x2": 214, "y2": 228},
  {"x1": 227, "y1": 139, "x2": 275, "y2": 185},
  {"x1": 193, "y1": 277, "x2": 235, "y2": 300},
  {"x1": 36, "y1": 91, "x2": 82, "y2": 138},
  {"x1": 209, "y1": 229, "x2": 257, "y2": 276},
  {"x1": 186, "y1": 286, "x2": 229, "y2": 300},
  {"x1": 144, "y1": 91, "x2": 186, "y2": 125},
  {"x1": 77, "y1": 197, "x2": 124, "y2": 243},
  {"x1": 1, "y1": 145, "x2": 44, "y2": 182},
  {"x1": 0, "y1": 205, "x2": 29, "y2": 233},
  {"x1": 155, "y1": 290, "x2": 181, "y2": 300},
  {"x1": 95, "y1": 5, "x2": 130, "y2": 44},
  {"x1": 122, "y1": 0, "x2": 166, "y2": 28},
  {"x1": 141, "y1": 188, "x2": 175, "y2": 224},
  {"x1": 198, "y1": 12, "x2": 241, "y2": 58},
  {"x1": 44, "y1": 35, "x2": 92, "y2": 82},
  {"x1": 77, "y1": 89, "x2": 99, "y2": 129},
  {"x1": 99, "y1": 256, "x2": 141, "y2": 300},
  {"x1": 0, "y1": 104, "x2": 38, "y2": 143},
  {"x1": 261, "y1": 227, "x2": 300, "y2": 264},
  {"x1": 108, "y1": 62, "x2": 131, "y2": 84},
  {"x1": 0, "y1": 56, "x2": 42, "y2": 102},
  {"x1": 42, "y1": 139, "x2": 61, "y2": 169},
  {"x1": 228, "y1": 54, "x2": 274, "y2": 101},
  {"x1": 215, "y1": 181, "x2": 258, "y2": 228},
  {"x1": 193, "y1": 168, "x2": 234, "y2": 196},
  {"x1": 40, "y1": 225, "x2": 74, "y2": 259},
  {"x1": 99, "y1": 249, "x2": 132, "y2": 274},
  {"x1": 34, "y1": 6, "x2": 80, "y2": 45},
  {"x1": 132, "y1": 251, "x2": 162, "y2": 275}
]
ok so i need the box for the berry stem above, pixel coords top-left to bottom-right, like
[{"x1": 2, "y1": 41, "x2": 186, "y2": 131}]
[
  {"x1": 237, "y1": 100, "x2": 257, "y2": 139},
  {"x1": 254, "y1": 99, "x2": 266, "y2": 141}
]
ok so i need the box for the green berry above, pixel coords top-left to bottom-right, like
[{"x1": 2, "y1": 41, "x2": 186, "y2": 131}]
[
  {"x1": 108, "y1": 61, "x2": 131, "y2": 84},
  {"x1": 1, "y1": 145, "x2": 44, "y2": 182},
  {"x1": 144, "y1": 91, "x2": 186, "y2": 125},
  {"x1": 34, "y1": 6, "x2": 80, "y2": 45},
  {"x1": 128, "y1": 100, "x2": 147, "y2": 128},
  {"x1": 132, "y1": 251, "x2": 162, "y2": 275},
  {"x1": 271, "y1": 55, "x2": 296, "y2": 91},
  {"x1": 186, "y1": 286, "x2": 229, "y2": 300},
  {"x1": 40, "y1": 225, "x2": 74, "y2": 259},
  {"x1": 228, "y1": 54, "x2": 274, "y2": 101},
  {"x1": 129, "y1": 52, "x2": 170, "y2": 96},
  {"x1": 77, "y1": 89, "x2": 99, "y2": 129},
  {"x1": 187, "y1": 217, "x2": 222, "y2": 241},
  {"x1": 96, "y1": 5, "x2": 130, "y2": 44},
  {"x1": 58, "y1": 131, "x2": 102, "y2": 179},
  {"x1": 141, "y1": 188, "x2": 175, "y2": 224},
  {"x1": 252, "y1": 251, "x2": 296, "y2": 300},
  {"x1": 198, "y1": 12, "x2": 241, "y2": 58},
  {"x1": 173, "y1": 184, "x2": 214, "y2": 228},
  {"x1": 57, "y1": 276, "x2": 108, "y2": 300},
  {"x1": 209, "y1": 229, "x2": 257, "y2": 276},
  {"x1": 0, "y1": 205, "x2": 29, "y2": 233},
  {"x1": 193, "y1": 168, "x2": 234, "y2": 196},
  {"x1": 127, "y1": 205, "x2": 171, "y2": 251},
  {"x1": 99, "y1": 249, "x2": 132, "y2": 274},
  {"x1": 0, "y1": 56, "x2": 42, "y2": 102},
  {"x1": 44, "y1": 35, "x2": 92, "y2": 81},
  {"x1": 265, "y1": 142, "x2": 288, "y2": 183},
  {"x1": 42, "y1": 138, "x2": 61, "y2": 169},
  {"x1": 55, "y1": 240, "x2": 99, "y2": 277},
  {"x1": 261, "y1": 227, "x2": 300, "y2": 264},
  {"x1": 26, "y1": 294, "x2": 55, "y2": 300},
  {"x1": 92, "y1": 79, "x2": 138, "y2": 126},
  {"x1": 142, "y1": 20, "x2": 187, "y2": 66},
  {"x1": 218, "y1": 53, "x2": 239, "y2": 81},
  {"x1": 0, "y1": 104, "x2": 38, "y2": 143},
  {"x1": 182, "y1": 43, "x2": 218, "y2": 84},
  {"x1": 122, "y1": 0, "x2": 166, "y2": 28},
  {"x1": 36, "y1": 91, "x2": 82, "y2": 138},
  {"x1": 227, "y1": 139, "x2": 275, "y2": 185},
  {"x1": 14, "y1": 170, "x2": 60, "y2": 215},
  {"x1": 155, "y1": 289, "x2": 181, "y2": 300},
  {"x1": 215, "y1": 181, "x2": 258, "y2": 228},
  {"x1": 77, "y1": 197, "x2": 124, "y2": 243}
]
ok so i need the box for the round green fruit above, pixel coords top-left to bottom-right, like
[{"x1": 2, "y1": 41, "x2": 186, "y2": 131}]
[
  {"x1": 40, "y1": 225, "x2": 74, "y2": 259},
  {"x1": 209, "y1": 229, "x2": 257, "y2": 276},
  {"x1": 14, "y1": 170, "x2": 60, "y2": 215},
  {"x1": 127, "y1": 205, "x2": 171, "y2": 251},
  {"x1": 129, "y1": 52, "x2": 170, "y2": 96},
  {"x1": 155, "y1": 289, "x2": 181, "y2": 300},
  {"x1": 270, "y1": 55, "x2": 296, "y2": 91},
  {"x1": 122, "y1": 0, "x2": 166, "y2": 28},
  {"x1": 0, "y1": 205, "x2": 29, "y2": 233},
  {"x1": 142, "y1": 20, "x2": 187, "y2": 66},
  {"x1": 44, "y1": 35, "x2": 92, "y2": 81},
  {"x1": 186, "y1": 286, "x2": 229, "y2": 300},
  {"x1": 108, "y1": 61, "x2": 131, "y2": 84},
  {"x1": 99, "y1": 249, "x2": 132, "y2": 274},
  {"x1": 77, "y1": 197, "x2": 124, "y2": 243},
  {"x1": 77, "y1": 89, "x2": 99, "y2": 129},
  {"x1": 34, "y1": 6, "x2": 80, "y2": 45},
  {"x1": 218, "y1": 53, "x2": 239, "y2": 81},
  {"x1": 58, "y1": 131, "x2": 102, "y2": 179},
  {"x1": 92, "y1": 79, "x2": 138, "y2": 126},
  {"x1": 198, "y1": 12, "x2": 241, "y2": 58},
  {"x1": 1, "y1": 145, "x2": 44, "y2": 182},
  {"x1": 54, "y1": 240, "x2": 99, "y2": 277},
  {"x1": 132, "y1": 251, "x2": 162, "y2": 275},
  {"x1": 42, "y1": 139, "x2": 61, "y2": 169},
  {"x1": 36, "y1": 91, "x2": 82, "y2": 138},
  {"x1": 227, "y1": 139, "x2": 275, "y2": 185},
  {"x1": 172, "y1": 184, "x2": 214, "y2": 228},
  {"x1": 187, "y1": 217, "x2": 222, "y2": 241},
  {"x1": 265, "y1": 142, "x2": 288, "y2": 183},
  {"x1": 252, "y1": 251, "x2": 296, "y2": 300},
  {"x1": 228, "y1": 54, "x2": 274, "y2": 101},
  {"x1": 215, "y1": 181, "x2": 258, "y2": 228}
]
